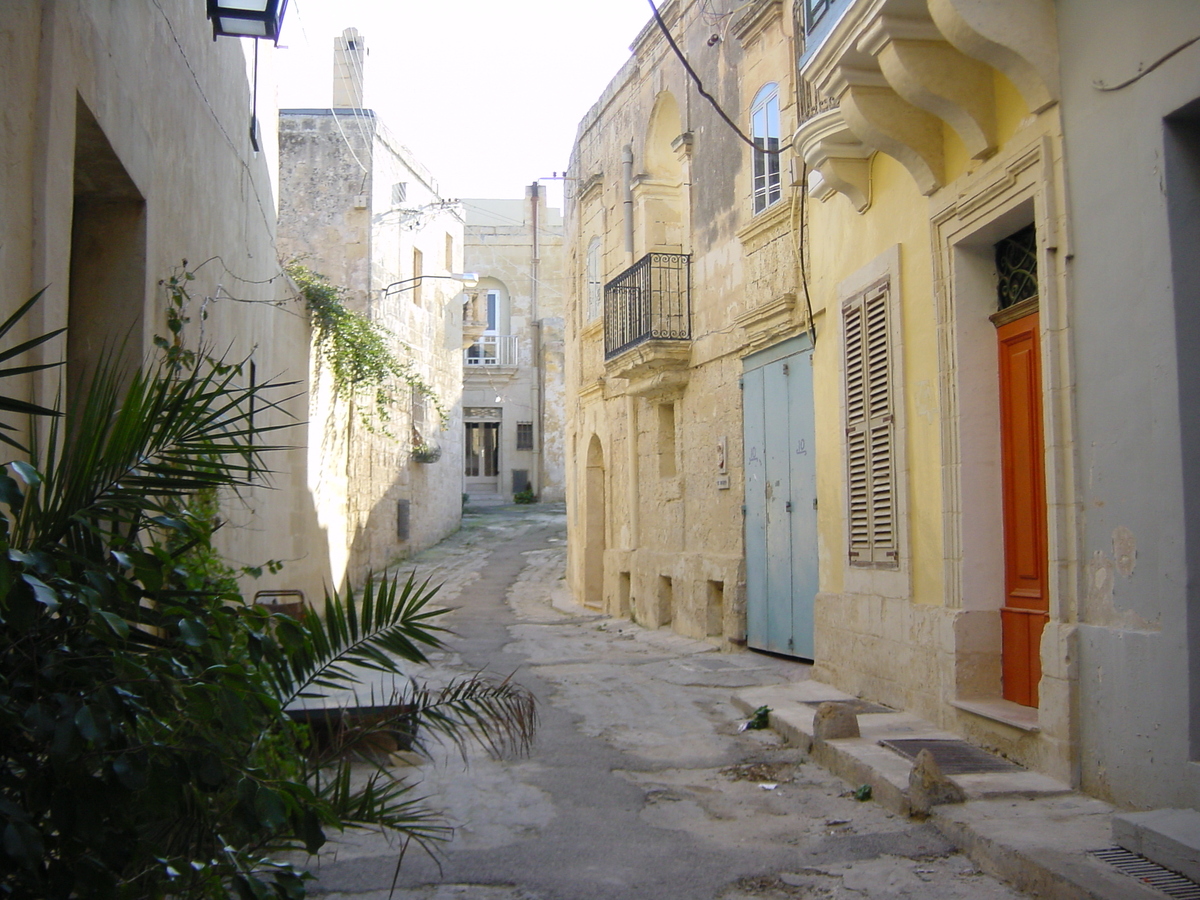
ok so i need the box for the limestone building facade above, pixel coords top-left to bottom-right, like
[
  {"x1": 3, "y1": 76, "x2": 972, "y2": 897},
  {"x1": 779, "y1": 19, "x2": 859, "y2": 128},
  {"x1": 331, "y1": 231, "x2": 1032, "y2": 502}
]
[
  {"x1": 277, "y1": 30, "x2": 466, "y2": 585},
  {"x1": 461, "y1": 188, "x2": 567, "y2": 504},
  {"x1": 566, "y1": 0, "x2": 1200, "y2": 815},
  {"x1": 565, "y1": 0, "x2": 803, "y2": 641},
  {"x1": 0, "y1": 0, "x2": 331, "y2": 596}
]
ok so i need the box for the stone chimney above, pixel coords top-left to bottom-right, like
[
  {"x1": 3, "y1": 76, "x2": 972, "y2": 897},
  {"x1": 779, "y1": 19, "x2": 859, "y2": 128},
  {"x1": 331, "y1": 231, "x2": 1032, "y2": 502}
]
[{"x1": 332, "y1": 28, "x2": 366, "y2": 109}]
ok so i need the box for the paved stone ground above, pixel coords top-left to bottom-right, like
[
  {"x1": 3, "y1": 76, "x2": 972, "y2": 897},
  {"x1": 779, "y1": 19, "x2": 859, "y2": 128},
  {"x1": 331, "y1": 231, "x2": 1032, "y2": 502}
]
[{"x1": 303, "y1": 504, "x2": 1027, "y2": 900}]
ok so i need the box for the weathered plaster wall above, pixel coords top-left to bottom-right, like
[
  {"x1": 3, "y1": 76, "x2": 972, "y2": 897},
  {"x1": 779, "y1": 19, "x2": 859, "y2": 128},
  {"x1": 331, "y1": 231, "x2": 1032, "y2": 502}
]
[
  {"x1": 0, "y1": 0, "x2": 330, "y2": 598},
  {"x1": 1058, "y1": 0, "x2": 1200, "y2": 809},
  {"x1": 278, "y1": 109, "x2": 464, "y2": 587},
  {"x1": 565, "y1": 0, "x2": 799, "y2": 645},
  {"x1": 806, "y1": 153, "x2": 945, "y2": 723}
]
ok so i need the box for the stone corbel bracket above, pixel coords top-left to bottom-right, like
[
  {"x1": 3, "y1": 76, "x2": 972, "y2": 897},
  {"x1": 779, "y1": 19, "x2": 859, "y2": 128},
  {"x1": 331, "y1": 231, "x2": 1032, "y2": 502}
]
[
  {"x1": 927, "y1": 0, "x2": 1059, "y2": 115},
  {"x1": 796, "y1": 107, "x2": 875, "y2": 213},
  {"x1": 860, "y1": 13, "x2": 998, "y2": 161},
  {"x1": 671, "y1": 131, "x2": 693, "y2": 163},
  {"x1": 797, "y1": 0, "x2": 1059, "y2": 199},
  {"x1": 826, "y1": 64, "x2": 945, "y2": 196}
]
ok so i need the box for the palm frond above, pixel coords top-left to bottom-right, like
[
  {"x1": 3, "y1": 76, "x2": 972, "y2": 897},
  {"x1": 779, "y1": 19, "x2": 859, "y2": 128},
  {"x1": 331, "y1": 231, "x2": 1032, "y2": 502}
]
[
  {"x1": 271, "y1": 573, "x2": 448, "y2": 708},
  {"x1": 0, "y1": 289, "x2": 64, "y2": 452},
  {"x1": 406, "y1": 675, "x2": 538, "y2": 761},
  {"x1": 317, "y1": 763, "x2": 449, "y2": 842},
  {"x1": 0, "y1": 289, "x2": 65, "y2": 369},
  {"x1": 12, "y1": 351, "x2": 295, "y2": 549}
]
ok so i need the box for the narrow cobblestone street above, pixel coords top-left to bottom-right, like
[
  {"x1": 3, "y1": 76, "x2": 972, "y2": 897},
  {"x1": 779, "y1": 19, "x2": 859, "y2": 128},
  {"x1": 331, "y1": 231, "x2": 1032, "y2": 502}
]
[{"x1": 307, "y1": 505, "x2": 1026, "y2": 900}]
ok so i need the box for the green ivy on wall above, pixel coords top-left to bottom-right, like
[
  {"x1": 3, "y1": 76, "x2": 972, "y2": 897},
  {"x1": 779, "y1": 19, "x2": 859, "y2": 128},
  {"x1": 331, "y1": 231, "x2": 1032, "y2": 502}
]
[{"x1": 287, "y1": 263, "x2": 446, "y2": 433}]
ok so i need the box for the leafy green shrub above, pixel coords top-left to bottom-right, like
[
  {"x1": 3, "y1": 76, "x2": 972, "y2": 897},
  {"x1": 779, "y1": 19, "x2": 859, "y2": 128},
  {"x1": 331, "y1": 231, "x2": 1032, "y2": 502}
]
[
  {"x1": 513, "y1": 488, "x2": 536, "y2": 504},
  {"x1": 0, "y1": 294, "x2": 534, "y2": 899},
  {"x1": 411, "y1": 442, "x2": 442, "y2": 463},
  {"x1": 287, "y1": 263, "x2": 445, "y2": 433}
]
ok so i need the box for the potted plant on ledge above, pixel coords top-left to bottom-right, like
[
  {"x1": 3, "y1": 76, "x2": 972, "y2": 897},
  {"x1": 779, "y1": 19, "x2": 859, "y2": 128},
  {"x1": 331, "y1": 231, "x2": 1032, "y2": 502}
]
[{"x1": 412, "y1": 440, "x2": 442, "y2": 463}]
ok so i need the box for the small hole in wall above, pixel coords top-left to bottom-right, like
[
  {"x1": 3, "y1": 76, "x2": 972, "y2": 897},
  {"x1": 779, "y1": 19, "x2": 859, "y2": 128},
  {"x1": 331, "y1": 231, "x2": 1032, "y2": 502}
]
[
  {"x1": 657, "y1": 575, "x2": 674, "y2": 627},
  {"x1": 706, "y1": 580, "x2": 724, "y2": 637}
]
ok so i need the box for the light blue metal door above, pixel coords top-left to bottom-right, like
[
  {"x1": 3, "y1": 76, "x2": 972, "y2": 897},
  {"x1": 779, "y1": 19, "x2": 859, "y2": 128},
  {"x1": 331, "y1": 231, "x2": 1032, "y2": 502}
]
[{"x1": 743, "y1": 338, "x2": 817, "y2": 658}]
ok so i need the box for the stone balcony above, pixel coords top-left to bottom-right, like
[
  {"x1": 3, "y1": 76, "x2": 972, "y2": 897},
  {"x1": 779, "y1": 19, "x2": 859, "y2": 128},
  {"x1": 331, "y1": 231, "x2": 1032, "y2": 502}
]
[
  {"x1": 794, "y1": 0, "x2": 1059, "y2": 209},
  {"x1": 603, "y1": 251, "x2": 692, "y2": 397}
]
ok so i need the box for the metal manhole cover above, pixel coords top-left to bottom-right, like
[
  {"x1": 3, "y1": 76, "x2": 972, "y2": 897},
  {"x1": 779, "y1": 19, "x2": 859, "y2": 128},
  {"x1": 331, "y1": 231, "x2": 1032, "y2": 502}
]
[
  {"x1": 879, "y1": 738, "x2": 1023, "y2": 775},
  {"x1": 803, "y1": 698, "x2": 894, "y2": 715},
  {"x1": 1091, "y1": 848, "x2": 1200, "y2": 899}
]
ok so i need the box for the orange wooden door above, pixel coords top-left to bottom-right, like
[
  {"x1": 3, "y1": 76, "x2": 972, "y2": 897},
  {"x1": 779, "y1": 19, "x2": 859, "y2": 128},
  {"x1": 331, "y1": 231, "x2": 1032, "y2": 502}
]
[{"x1": 997, "y1": 311, "x2": 1048, "y2": 707}]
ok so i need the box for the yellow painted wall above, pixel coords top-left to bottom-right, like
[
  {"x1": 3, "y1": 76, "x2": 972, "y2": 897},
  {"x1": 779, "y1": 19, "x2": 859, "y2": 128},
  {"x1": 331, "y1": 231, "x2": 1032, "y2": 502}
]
[{"x1": 808, "y1": 150, "x2": 943, "y2": 605}]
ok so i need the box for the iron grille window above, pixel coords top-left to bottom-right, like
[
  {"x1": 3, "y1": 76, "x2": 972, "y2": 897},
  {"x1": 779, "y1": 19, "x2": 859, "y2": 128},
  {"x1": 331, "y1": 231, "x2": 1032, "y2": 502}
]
[
  {"x1": 996, "y1": 224, "x2": 1038, "y2": 309},
  {"x1": 844, "y1": 282, "x2": 898, "y2": 568},
  {"x1": 603, "y1": 252, "x2": 691, "y2": 359},
  {"x1": 516, "y1": 422, "x2": 534, "y2": 450}
]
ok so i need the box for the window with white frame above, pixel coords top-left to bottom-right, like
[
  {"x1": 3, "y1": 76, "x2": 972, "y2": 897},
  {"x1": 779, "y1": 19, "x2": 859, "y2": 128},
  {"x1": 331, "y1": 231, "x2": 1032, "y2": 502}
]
[
  {"x1": 586, "y1": 237, "x2": 603, "y2": 321},
  {"x1": 751, "y1": 84, "x2": 782, "y2": 214},
  {"x1": 843, "y1": 280, "x2": 898, "y2": 567}
]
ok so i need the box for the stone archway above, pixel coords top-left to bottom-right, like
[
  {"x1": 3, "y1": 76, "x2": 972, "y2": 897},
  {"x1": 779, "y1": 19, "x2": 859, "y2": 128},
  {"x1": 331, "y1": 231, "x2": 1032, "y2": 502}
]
[{"x1": 638, "y1": 91, "x2": 685, "y2": 253}]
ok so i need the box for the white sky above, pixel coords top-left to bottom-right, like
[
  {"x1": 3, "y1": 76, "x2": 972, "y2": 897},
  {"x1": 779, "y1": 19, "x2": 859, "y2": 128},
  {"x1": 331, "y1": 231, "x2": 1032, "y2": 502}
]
[{"x1": 273, "y1": 0, "x2": 654, "y2": 209}]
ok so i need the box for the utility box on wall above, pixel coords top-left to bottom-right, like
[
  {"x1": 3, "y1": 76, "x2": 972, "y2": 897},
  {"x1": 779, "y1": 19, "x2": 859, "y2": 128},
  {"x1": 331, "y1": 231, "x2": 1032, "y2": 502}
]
[{"x1": 396, "y1": 499, "x2": 411, "y2": 541}]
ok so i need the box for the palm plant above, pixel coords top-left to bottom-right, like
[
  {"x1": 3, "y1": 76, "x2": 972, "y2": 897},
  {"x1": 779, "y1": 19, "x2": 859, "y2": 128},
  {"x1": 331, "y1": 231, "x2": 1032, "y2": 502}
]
[{"x1": 0, "y1": 293, "x2": 535, "y2": 899}]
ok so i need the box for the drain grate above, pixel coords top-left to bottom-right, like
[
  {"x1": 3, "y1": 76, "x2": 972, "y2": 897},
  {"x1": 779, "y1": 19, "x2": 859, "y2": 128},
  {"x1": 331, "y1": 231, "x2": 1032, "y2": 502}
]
[
  {"x1": 1091, "y1": 848, "x2": 1200, "y2": 899},
  {"x1": 878, "y1": 738, "x2": 1023, "y2": 775},
  {"x1": 804, "y1": 698, "x2": 894, "y2": 715}
]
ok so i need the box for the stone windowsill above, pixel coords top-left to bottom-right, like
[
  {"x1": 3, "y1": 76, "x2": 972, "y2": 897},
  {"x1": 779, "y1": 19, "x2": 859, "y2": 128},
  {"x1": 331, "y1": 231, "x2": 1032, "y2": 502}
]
[{"x1": 951, "y1": 697, "x2": 1040, "y2": 733}]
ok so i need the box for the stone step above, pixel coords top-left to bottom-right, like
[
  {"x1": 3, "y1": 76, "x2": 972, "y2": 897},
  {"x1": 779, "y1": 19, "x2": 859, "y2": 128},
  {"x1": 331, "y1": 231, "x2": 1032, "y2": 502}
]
[
  {"x1": 465, "y1": 493, "x2": 508, "y2": 507},
  {"x1": 732, "y1": 680, "x2": 1164, "y2": 900},
  {"x1": 1113, "y1": 808, "x2": 1200, "y2": 884}
]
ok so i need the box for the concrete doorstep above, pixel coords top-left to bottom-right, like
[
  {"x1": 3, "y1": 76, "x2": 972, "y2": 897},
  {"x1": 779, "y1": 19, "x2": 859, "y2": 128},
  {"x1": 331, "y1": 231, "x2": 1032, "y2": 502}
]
[{"x1": 732, "y1": 681, "x2": 1179, "y2": 900}]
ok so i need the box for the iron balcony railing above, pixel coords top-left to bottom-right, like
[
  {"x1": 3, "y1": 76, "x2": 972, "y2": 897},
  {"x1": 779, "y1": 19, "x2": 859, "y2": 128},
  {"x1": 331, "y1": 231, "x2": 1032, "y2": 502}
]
[
  {"x1": 603, "y1": 252, "x2": 691, "y2": 360},
  {"x1": 798, "y1": 76, "x2": 839, "y2": 124},
  {"x1": 465, "y1": 334, "x2": 519, "y2": 367}
]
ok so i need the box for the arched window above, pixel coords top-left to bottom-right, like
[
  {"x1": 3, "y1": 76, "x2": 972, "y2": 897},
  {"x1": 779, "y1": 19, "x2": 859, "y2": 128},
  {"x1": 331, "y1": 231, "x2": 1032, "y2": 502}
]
[
  {"x1": 751, "y1": 83, "x2": 782, "y2": 214},
  {"x1": 586, "y1": 237, "x2": 603, "y2": 321}
]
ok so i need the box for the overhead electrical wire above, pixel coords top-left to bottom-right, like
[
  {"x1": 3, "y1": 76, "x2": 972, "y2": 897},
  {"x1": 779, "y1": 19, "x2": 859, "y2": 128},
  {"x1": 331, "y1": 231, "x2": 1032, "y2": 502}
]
[
  {"x1": 340, "y1": 35, "x2": 375, "y2": 186},
  {"x1": 148, "y1": 0, "x2": 277, "y2": 234},
  {"x1": 1093, "y1": 34, "x2": 1200, "y2": 91},
  {"x1": 645, "y1": 0, "x2": 808, "y2": 345},
  {"x1": 288, "y1": 0, "x2": 368, "y2": 176},
  {"x1": 646, "y1": 0, "x2": 784, "y2": 154},
  {"x1": 343, "y1": 39, "x2": 377, "y2": 150}
]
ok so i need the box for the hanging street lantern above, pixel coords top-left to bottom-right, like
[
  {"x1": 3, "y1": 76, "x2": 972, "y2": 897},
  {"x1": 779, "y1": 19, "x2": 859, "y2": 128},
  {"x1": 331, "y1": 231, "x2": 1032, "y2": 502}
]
[{"x1": 206, "y1": 0, "x2": 289, "y2": 43}]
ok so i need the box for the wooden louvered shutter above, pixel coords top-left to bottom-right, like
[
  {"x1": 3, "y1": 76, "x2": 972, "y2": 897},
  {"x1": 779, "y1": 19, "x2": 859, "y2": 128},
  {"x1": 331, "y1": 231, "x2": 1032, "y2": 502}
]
[{"x1": 844, "y1": 284, "x2": 898, "y2": 567}]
